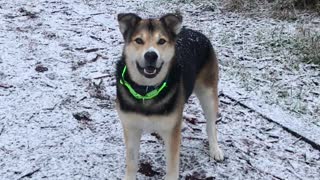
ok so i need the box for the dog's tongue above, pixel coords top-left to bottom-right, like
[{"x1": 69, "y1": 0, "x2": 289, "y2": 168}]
[{"x1": 144, "y1": 66, "x2": 156, "y2": 74}]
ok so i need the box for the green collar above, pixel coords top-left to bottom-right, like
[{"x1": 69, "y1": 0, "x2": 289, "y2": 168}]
[{"x1": 119, "y1": 66, "x2": 167, "y2": 100}]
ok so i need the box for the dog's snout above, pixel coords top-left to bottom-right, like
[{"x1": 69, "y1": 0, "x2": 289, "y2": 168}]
[{"x1": 144, "y1": 51, "x2": 158, "y2": 64}]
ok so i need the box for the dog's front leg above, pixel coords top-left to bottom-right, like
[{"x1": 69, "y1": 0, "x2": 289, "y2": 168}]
[
  {"x1": 160, "y1": 122, "x2": 182, "y2": 180},
  {"x1": 123, "y1": 125, "x2": 142, "y2": 180}
]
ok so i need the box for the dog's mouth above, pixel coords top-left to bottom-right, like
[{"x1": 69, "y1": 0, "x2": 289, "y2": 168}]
[{"x1": 137, "y1": 62, "x2": 163, "y2": 78}]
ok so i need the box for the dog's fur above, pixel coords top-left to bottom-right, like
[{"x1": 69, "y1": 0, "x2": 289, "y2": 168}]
[{"x1": 116, "y1": 13, "x2": 224, "y2": 180}]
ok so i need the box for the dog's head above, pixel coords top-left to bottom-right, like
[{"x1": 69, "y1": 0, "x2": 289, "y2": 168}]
[{"x1": 117, "y1": 13, "x2": 182, "y2": 86}]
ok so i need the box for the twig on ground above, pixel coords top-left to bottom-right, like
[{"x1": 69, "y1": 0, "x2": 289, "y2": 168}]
[
  {"x1": 0, "y1": 84, "x2": 13, "y2": 89},
  {"x1": 75, "y1": 47, "x2": 86, "y2": 51},
  {"x1": 89, "y1": 35, "x2": 105, "y2": 42},
  {"x1": 89, "y1": 54, "x2": 102, "y2": 62},
  {"x1": 293, "y1": 137, "x2": 302, "y2": 145},
  {"x1": 27, "y1": 114, "x2": 35, "y2": 121},
  {"x1": 93, "y1": 74, "x2": 111, "y2": 79},
  {"x1": 84, "y1": 48, "x2": 100, "y2": 53},
  {"x1": 220, "y1": 99, "x2": 232, "y2": 105},
  {"x1": 43, "y1": 103, "x2": 58, "y2": 111},
  {"x1": 286, "y1": 168, "x2": 303, "y2": 180},
  {"x1": 77, "y1": 96, "x2": 87, "y2": 103},
  {"x1": 40, "y1": 126, "x2": 57, "y2": 129},
  {"x1": 17, "y1": 168, "x2": 41, "y2": 180},
  {"x1": 286, "y1": 159, "x2": 296, "y2": 170},
  {"x1": 199, "y1": 18, "x2": 215, "y2": 22},
  {"x1": 0, "y1": 126, "x2": 4, "y2": 136},
  {"x1": 90, "y1": 12, "x2": 105, "y2": 16},
  {"x1": 41, "y1": 81, "x2": 57, "y2": 89},
  {"x1": 183, "y1": 136, "x2": 205, "y2": 141}
]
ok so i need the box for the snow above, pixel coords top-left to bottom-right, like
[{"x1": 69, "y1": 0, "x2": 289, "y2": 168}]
[
  {"x1": 222, "y1": 84, "x2": 320, "y2": 150},
  {"x1": 0, "y1": 0, "x2": 319, "y2": 179}
]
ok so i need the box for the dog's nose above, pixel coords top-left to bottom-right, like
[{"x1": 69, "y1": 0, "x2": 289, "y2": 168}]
[{"x1": 144, "y1": 51, "x2": 158, "y2": 65}]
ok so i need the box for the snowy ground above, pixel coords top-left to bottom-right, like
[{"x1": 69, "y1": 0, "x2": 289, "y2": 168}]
[{"x1": 0, "y1": 0, "x2": 319, "y2": 179}]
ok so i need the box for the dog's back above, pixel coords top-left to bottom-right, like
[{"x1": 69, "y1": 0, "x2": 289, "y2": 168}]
[{"x1": 175, "y1": 27, "x2": 215, "y2": 100}]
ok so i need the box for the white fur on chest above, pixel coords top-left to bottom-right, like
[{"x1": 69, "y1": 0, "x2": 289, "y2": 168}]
[{"x1": 117, "y1": 105, "x2": 180, "y2": 132}]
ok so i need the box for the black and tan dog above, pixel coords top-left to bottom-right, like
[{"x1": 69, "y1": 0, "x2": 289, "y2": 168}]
[{"x1": 116, "y1": 12, "x2": 224, "y2": 180}]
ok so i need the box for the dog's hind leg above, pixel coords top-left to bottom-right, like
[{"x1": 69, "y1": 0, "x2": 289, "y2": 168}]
[
  {"x1": 194, "y1": 50, "x2": 224, "y2": 161},
  {"x1": 195, "y1": 86, "x2": 224, "y2": 161},
  {"x1": 123, "y1": 125, "x2": 142, "y2": 180}
]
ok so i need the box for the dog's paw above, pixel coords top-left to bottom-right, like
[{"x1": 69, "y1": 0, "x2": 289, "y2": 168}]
[
  {"x1": 124, "y1": 176, "x2": 135, "y2": 180},
  {"x1": 124, "y1": 172, "x2": 136, "y2": 180},
  {"x1": 165, "y1": 174, "x2": 179, "y2": 180},
  {"x1": 210, "y1": 147, "x2": 224, "y2": 161}
]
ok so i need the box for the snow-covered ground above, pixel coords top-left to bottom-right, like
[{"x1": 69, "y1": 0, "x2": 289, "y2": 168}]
[{"x1": 0, "y1": 0, "x2": 319, "y2": 179}]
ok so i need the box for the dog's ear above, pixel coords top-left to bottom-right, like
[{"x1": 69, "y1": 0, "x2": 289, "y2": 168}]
[
  {"x1": 160, "y1": 13, "x2": 183, "y2": 35},
  {"x1": 117, "y1": 13, "x2": 141, "y2": 36}
]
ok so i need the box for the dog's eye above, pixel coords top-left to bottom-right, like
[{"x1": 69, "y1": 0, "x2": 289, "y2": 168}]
[
  {"x1": 134, "y1": 38, "x2": 144, "y2": 45},
  {"x1": 158, "y1": 39, "x2": 167, "y2": 45}
]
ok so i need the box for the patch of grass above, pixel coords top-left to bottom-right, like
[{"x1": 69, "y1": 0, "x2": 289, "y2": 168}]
[
  {"x1": 294, "y1": 0, "x2": 320, "y2": 10},
  {"x1": 223, "y1": 0, "x2": 245, "y2": 11},
  {"x1": 223, "y1": 0, "x2": 258, "y2": 12},
  {"x1": 293, "y1": 26, "x2": 320, "y2": 65},
  {"x1": 270, "y1": 0, "x2": 320, "y2": 20},
  {"x1": 163, "y1": 0, "x2": 218, "y2": 11},
  {"x1": 268, "y1": 25, "x2": 320, "y2": 66},
  {"x1": 271, "y1": 0, "x2": 298, "y2": 20},
  {"x1": 222, "y1": 0, "x2": 320, "y2": 18}
]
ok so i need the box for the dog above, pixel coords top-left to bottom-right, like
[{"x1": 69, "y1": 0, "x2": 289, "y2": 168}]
[{"x1": 116, "y1": 12, "x2": 224, "y2": 180}]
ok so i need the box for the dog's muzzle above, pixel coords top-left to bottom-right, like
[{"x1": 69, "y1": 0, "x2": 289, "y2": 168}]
[
  {"x1": 136, "y1": 62, "x2": 163, "y2": 79},
  {"x1": 136, "y1": 51, "x2": 163, "y2": 78}
]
